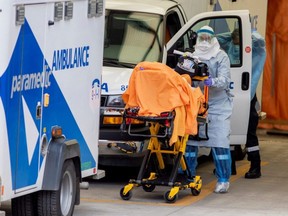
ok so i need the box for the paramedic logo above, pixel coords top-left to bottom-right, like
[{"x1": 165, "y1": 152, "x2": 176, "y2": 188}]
[
  {"x1": 91, "y1": 79, "x2": 100, "y2": 100},
  {"x1": 90, "y1": 79, "x2": 100, "y2": 111}
]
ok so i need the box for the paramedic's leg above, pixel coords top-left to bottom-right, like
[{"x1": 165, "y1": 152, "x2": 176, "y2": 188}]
[
  {"x1": 185, "y1": 145, "x2": 198, "y2": 178},
  {"x1": 230, "y1": 145, "x2": 237, "y2": 175},
  {"x1": 245, "y1": 94, "x2": 261, "y2": 179},
  {"x1": 212, "y1": 147, "x2": 231, "y2": 193}
]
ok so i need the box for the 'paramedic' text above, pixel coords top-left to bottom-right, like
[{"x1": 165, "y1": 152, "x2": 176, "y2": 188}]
[{"x1": 10, "y1": 71, "x2": 52, "y2": 99}]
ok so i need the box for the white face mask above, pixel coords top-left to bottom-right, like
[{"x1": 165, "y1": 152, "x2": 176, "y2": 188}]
[
  {"x1": 194, "y1": 36, "x2": 221, "y2": 61},
  {"x1": 197, "y1": 41, "x2": 210, "y2": 52}
]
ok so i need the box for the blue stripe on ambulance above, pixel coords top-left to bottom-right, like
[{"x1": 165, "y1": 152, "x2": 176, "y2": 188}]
[{"x1": 0, "y1": 19, "x2": 95, "y2": 190}]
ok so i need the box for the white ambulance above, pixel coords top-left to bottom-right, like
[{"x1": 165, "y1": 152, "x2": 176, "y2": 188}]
[
  {"x1": 99, "y1": 0, "x2": 252, "y2": 167},
  {"x1": 0, "y1": 0, "x2": 104, "y2": 215}
]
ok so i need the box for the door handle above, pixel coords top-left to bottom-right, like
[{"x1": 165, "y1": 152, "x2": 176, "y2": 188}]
[
  {"x1": 36, "y1": 102, "x2": 41, "y2": 119},
  {"x1": 241, "y1": 72, "x2": 250, "y2": 91}
]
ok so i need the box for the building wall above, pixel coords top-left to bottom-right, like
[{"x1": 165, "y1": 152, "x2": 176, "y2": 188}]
[
  {"x1": 176, "y1": 0, "x2": 210, "y2": 19},
  {"x1": 209, "y1": 0, "x2": 268, "y2": 36}
]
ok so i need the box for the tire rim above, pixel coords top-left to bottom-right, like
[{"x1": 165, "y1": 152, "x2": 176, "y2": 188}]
[{"x1": 60, "y1": 170, "x2": 73, "y2": 215}]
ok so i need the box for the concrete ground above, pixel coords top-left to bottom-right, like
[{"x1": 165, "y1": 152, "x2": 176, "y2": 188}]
[{"x1": 1, "y1": 129, "x2": 288, "y2": 216}]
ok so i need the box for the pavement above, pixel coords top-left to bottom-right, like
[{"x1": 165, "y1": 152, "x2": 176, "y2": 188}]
[{"x1": 1, "y1": 129, "x2": 288, "y2": 216}]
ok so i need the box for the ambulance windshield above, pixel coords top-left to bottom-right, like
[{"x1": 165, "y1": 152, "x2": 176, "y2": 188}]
[{"x1": 104, "y1": 10, "x2": 163, "y2": 67}]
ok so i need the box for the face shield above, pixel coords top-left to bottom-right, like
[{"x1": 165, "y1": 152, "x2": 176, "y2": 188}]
[
  {"x1": 196, "y1": 26, "x2": 214, "y2": 44},
  {"x1": 197, "y1": 32, "x2": 214, "y2": 44},
  {"x1": 196, "y1": 32, "x2": 214, "y2": 52},
  {"x1": 196, "y1": 26, "x2": 215, "y2": 52},
  {"x1": 194, "y1": 26, "x2": 220, "y2": 60}
]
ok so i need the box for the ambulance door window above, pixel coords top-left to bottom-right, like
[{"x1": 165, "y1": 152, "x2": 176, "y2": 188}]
[
  {"x1": 166, "y1": 27, "x2": 195, "y2": 68},
  {"x1": 167, "y1": 17, "x2": 242, "y2": 68},
  {"x1": 165, "y1": 11, "x2": 182, "y2": 43},
  {"x1": 192, "y1": 18, "x2": 242, "y2": 67}
]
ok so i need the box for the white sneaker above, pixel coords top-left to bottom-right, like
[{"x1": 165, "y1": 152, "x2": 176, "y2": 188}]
[{"x1": 214, "y1": 182, "x2": 229, "y2": 193}]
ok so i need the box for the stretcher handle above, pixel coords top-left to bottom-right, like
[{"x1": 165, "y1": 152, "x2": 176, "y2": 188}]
[
  {"x1": 173, "y1": 50, "x2": 184, "y2": 56},
  {"x1": 173, "y1": 49, "x2": 199, "y2": 63},
  {"x1": 127, "y1": 123, "x2": 171, "y2": 138},
  {"x1": 204, "y1": 85, "x2": 209, "y2": 103}
]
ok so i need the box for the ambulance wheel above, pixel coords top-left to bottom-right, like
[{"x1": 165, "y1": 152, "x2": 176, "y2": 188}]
[
  {"x1": 37, "y1": 160, "x2": 77, "y2": 216},
  {"x1": 191, "y1": 188, "x2": 201, "y2": 196},
  {"x1": 12, "y1": 193, "x2": 37, "y2": 216},
  {"x1": 120, "y1": 187, "x2": 132, "y2": 200},
  {"x1": 142, "y1": 184, "x2": 156, "y2": 192},
  {"x1": 164, "y1": 191, "x2": 178, "y2": 203}
]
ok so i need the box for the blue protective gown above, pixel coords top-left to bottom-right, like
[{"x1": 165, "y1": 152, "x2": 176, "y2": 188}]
[
  {"x1": 185, "y1": 50, "x2": 233, "y2": 182},
  {"x1": 187, "y1": 50, "x2": 233, "y2": 149},
  {"x1": 251, "y1": 31, "x2": 266, "y2": 98},
  {"x1": 218, "y1": 30, "x2": 266, "y2": 98}
]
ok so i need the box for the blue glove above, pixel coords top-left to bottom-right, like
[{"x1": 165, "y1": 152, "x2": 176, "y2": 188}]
[{"x1": 204, "y1": 76, "x2": 213, "y2": 87}]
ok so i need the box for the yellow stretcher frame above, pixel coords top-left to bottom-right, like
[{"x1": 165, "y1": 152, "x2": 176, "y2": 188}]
[{"x1": 119, "y1": 111, "x2": 202, "y2": 203}]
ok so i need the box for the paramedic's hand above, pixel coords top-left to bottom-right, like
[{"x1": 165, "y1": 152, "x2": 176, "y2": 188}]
[
  {"x1": 183, "y1": 51, "x2": 193, "y2": 58},
  {"x1": 204, "y1": 76, "x2": 213, "y2": 87}
]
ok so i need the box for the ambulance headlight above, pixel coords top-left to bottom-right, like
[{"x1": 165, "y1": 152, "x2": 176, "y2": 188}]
[
  {"x1": 102, "y1": 95, "x2": 125, "y2": 126},
  {"x1": 107, "y1": 95, "x2": 125, "y2": 108}
]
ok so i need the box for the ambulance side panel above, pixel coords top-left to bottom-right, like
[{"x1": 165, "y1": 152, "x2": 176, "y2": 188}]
[{"x1": 0, "y1": 0, "x2": 103, "y2": 201}]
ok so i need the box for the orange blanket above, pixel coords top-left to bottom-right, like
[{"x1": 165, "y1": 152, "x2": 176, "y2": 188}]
[{"x1": 122, "y1": 61, "x2": 205, "y2": 145}]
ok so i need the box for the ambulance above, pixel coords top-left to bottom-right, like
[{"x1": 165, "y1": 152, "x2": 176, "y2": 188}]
[
  {"x1": 99, "y1": 0, "x2": 254, "y2": 167},
  {"x1": 0, "y1": 0, "x2": 104, "y2": 215}
]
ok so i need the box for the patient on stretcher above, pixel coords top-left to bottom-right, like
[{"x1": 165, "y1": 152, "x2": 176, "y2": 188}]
[{"x1": 122, "y1": 61, "x2": 207, "y2": 146}]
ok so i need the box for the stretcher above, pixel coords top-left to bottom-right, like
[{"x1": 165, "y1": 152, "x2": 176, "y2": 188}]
[
  {"x1": 120, "y1": 108, "x2": 202, "y2": 203},
  {"x1": 119, "y1": 60, "x2": 209, "y2": 203}
]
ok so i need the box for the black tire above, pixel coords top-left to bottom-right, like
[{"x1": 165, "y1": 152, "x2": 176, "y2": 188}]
[
  {"x1": 11, "y1": 193, "x2": 37, "y2": 216},
  {"x1": 164, "y1": 191, "x2": 178, "y2": 203},
  {"x1": 191, "y1": 188, "x2": 201, "y2": 196},
  {"x1": 120, "y1": 187, "x2": 132, "y2": 200},
  {"x1": 142, "y1": 184, "x2": 156, "y2": 192},
  {"x1": 37, "y1": 160, "x2": 77, "y2": 216}
]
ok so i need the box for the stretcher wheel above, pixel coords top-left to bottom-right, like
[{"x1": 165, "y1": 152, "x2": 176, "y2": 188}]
[
  {"x1": 120, "y1": 187, "x2": 132, "y2": 200},
  {"x1": 142, "y1": 184, "x2": 156, "y2": 192},
  {"x1": 164, "y1": 191, "x2": 178, "y2": 203},
  {"x1": 191, "y1": 188, "x2": 201, "y2": 196}
]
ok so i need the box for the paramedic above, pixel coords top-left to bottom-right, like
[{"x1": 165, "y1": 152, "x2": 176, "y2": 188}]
[
  {"x1": 245, "y1": 30, "x2": 266, "y2": 179},
  {"x1": 228, "y1": 29, "x2": 266, "y2": 179},
  {"x1": 186, "y1": 26, "x2": 233, "y2": 193},
  {"x1": 227, "y1": 28, "x2": 241, "y2": 64}
]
